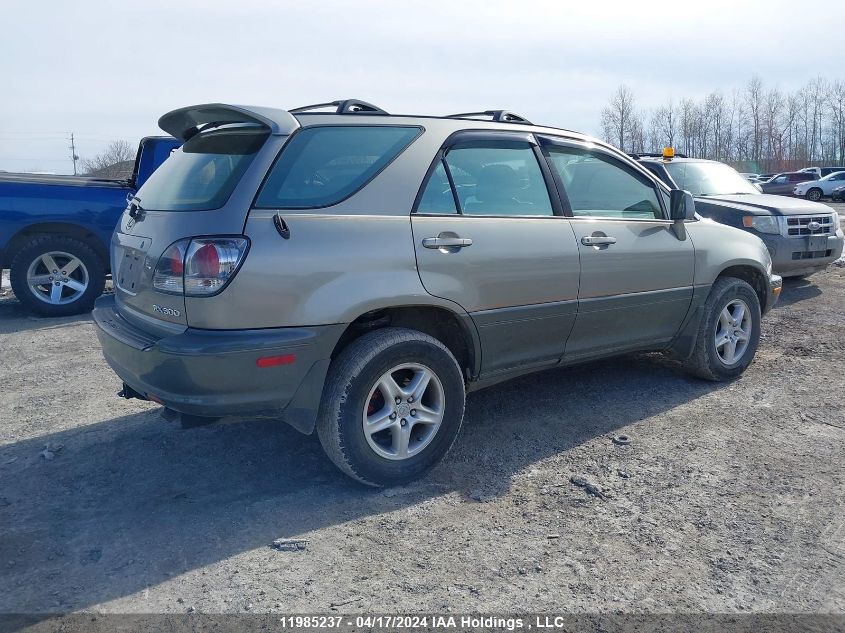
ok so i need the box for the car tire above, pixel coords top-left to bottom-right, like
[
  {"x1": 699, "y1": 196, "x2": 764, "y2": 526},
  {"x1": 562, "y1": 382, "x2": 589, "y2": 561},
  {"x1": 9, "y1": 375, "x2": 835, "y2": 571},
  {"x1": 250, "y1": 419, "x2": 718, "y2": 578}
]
[
  {"x1": 316, "y1": 327, "x2": 466, "y2": 487},
  {"x1": 9, "y1": 235, "x2": 105, "y2": 317},
  {"x1": 806, "y1": 188, "x2": 823, "y2": 202},
  {"x1": 683, "y1": 277, "x2": 762, "y2": 382}
]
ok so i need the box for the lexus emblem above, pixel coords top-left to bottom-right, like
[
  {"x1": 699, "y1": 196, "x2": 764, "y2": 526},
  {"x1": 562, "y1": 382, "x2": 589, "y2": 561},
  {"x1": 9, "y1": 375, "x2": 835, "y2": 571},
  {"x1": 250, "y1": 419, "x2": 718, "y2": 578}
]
[{"x1": 807, "y1": 221, "x2": 821, "y2": 231}]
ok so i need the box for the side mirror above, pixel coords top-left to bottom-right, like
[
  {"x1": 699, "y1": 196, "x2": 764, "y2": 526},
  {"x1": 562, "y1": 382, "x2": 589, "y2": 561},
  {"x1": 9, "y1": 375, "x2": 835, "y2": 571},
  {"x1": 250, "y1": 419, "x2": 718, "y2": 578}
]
[{"x1": 669, "y1": 189, "x2": 696, "y2": 221}]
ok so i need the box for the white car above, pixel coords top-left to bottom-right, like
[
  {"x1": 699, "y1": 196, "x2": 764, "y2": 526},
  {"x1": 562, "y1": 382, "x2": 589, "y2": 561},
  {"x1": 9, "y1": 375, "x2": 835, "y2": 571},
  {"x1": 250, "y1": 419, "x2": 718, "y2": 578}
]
[{"x1": 793, "y1": 171, "x2": 845, "y2": 201}]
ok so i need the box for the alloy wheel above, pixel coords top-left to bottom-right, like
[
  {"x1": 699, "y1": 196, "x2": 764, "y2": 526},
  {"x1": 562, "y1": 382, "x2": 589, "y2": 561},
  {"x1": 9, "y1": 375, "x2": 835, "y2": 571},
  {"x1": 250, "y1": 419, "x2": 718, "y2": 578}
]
[
  {"x1": 26, "y1": 251, "x2": 89, "y2": 305},
  {"x1": 714, "y1": 298, "x2": 752, "y2": 365},
  {"x1": 362, "y1": 363, "x2": 445, "y2": 460}
]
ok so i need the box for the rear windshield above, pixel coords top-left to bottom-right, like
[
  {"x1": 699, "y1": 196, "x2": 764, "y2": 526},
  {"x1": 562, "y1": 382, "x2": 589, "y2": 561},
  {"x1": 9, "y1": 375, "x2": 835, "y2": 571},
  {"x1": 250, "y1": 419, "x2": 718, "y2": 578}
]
[
  {"x1": 255, "y1": 125, "x2": 421, "y2": 209},
  {"x1": 135, "y1": 126, "x2": 268, "y2": 211}
]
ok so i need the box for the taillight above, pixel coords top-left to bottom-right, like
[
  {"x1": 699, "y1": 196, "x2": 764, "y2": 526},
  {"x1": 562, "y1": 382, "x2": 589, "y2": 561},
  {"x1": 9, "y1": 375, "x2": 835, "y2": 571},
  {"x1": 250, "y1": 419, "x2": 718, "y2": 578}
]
[
  {"x1": 152, "y1": 240, "x2": 188, "y2": 294},
  {"x1": 184, "y1": 238, "x2": 248, "y2": 295},
  {"x1": 153, "y1": 237, "x2": 248, "y2": 296}
]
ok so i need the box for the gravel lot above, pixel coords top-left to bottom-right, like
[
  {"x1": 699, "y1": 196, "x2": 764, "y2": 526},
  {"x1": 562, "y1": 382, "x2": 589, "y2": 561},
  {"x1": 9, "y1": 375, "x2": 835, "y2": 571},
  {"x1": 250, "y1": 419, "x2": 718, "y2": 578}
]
[{"x1": 1, "y1": 212, "x2": 844, "y2": 616}]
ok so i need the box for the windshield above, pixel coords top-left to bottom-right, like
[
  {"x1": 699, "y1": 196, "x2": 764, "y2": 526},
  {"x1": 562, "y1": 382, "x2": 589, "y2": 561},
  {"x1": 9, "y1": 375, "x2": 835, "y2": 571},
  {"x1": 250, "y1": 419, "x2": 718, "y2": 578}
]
[
  {"x1": 135, "y1": 126, "x2": 269, "y2": 211},
  {"x1": 665, "y1": 161, "x2": 760, "y2": 196}
]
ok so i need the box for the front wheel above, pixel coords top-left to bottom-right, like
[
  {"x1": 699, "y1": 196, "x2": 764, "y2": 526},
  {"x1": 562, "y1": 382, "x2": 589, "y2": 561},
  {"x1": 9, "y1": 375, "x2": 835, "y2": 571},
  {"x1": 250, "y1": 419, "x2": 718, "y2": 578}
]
[
  {"x1": 316, "y1": 328, "x2": 466, "y2": 486},
  {"x1": 683, "y1": 277, "x2": 762, "y2": 381},
  {"x1": 806, "y1": 188, "x2": 823, "y2": 202},
  {"x1": 9, "y1": 235, "x2": 105, "y2": 317}
]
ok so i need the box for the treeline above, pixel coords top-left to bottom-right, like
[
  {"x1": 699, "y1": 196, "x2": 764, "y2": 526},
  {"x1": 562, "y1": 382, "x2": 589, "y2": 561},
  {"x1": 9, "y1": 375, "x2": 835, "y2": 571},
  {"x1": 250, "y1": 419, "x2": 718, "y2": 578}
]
[{"x1": 600, "y1": 77, "x2": 845, "y2": 172}]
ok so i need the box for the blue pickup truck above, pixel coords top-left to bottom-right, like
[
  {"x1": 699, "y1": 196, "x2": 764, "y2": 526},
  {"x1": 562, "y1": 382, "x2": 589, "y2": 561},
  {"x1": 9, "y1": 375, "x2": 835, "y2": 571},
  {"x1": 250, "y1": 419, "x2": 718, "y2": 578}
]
[{"x1": 0, "y1": 136, "x2": 179, "y2": 316}]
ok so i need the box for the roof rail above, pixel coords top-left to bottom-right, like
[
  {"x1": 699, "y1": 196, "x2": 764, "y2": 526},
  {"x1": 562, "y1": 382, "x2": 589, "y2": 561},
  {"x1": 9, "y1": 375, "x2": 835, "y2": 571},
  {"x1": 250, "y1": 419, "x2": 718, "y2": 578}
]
[
  {"x1": 289, "y1": 99, "x2": 388, "y2": 115},
  {"x1": 629, "y1": 151, "x2": 688, "y2": 159},
  {"x1": 445, "y1": 110, "x2": 532, "y2": 125}
]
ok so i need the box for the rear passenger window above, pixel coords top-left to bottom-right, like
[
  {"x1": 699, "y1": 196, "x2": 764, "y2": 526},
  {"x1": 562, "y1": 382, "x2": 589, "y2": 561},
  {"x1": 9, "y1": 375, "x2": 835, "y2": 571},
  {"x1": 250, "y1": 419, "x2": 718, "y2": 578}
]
[
  {"x1": 422, "y1": 144, "x2": 553, "y2": 216},
  {"x1": 256, "y1": 126, "x2": 421, "y2": 209},
  {"x1": 547, "y1": 146, "x2": 663, "y2": 219}
]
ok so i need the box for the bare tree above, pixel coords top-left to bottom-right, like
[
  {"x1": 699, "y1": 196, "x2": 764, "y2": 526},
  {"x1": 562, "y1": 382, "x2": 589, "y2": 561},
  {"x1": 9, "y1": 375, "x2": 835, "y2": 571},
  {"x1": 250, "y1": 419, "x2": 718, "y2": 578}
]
[
  {"x1": 830, "y1": 81, "x2": 845, "y2": 166},
  {"x1": 598, "y1": 75, "x2": 845, "y2": 171},
  {"x1": 763, "y1": 87, "x2": 785, "y2": 169},
  {"x1": 678, "y1": 98, "x2": 698, "y2": 157},
  {"x1": 745, "y1": 77, "x2": 764, "y2": 163},
  {"x1": 650, "y1": 101, "x2": 678, "y2": 151},
  {"x1": 82, "y1": 140, "x2": 135, "y2": 179},
  {"x1": 600, "y1": 85, "x2": 638, "y2": 151},
  {"x1": 703, "y1": 92, "x2": 727, "y2": 161}
]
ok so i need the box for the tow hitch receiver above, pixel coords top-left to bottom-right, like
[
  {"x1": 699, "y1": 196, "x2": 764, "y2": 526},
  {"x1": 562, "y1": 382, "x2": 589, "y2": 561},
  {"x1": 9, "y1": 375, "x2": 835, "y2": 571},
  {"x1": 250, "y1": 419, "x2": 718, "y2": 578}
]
[{"x1": 117, "y1": 383, "x2": 147, "y2": 401}]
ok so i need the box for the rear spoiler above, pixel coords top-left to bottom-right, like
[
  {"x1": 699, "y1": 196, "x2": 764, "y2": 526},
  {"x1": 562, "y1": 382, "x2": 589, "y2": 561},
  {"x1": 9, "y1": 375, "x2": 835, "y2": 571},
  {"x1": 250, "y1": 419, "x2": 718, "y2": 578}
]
[{"x1": 158, "y1": 103, "x2": 300, "y2": 141}]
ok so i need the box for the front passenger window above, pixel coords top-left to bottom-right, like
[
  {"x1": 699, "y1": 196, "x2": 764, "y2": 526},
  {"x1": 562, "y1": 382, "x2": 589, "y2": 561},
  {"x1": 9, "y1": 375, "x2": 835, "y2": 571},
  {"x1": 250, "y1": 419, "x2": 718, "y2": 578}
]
[{"x1": 546, "y1": 146, "x2": 663, "y2": 219}]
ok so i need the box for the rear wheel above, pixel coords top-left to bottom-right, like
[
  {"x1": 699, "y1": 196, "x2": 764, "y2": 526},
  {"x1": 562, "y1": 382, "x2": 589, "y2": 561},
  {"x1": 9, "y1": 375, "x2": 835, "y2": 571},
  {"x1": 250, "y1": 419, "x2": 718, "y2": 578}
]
[
  {"x1": 316, "y1": 327, "x2": 466, "y2": 486},
  {"x1": 806, "y1": 188, "x2": 823, "y2": 202},
  {"x1": 683, "y1": 277, "x2": 761, "y2": 381},
  {"x1": 9, "y1": 235, "x2": 105, "y2": 317}
]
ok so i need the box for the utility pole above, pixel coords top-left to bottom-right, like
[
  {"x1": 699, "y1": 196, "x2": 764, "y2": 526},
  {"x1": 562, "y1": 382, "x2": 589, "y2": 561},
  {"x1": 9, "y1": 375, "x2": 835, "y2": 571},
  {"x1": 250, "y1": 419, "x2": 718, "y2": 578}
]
[{"x1": 68, "y1": 133, "x2": 79, "y2": 175}]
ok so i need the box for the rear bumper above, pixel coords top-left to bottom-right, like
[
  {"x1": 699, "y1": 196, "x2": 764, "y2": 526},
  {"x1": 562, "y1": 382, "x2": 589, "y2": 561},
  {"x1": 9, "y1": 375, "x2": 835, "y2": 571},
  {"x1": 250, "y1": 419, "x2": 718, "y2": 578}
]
[
  {"x1": 92, "y1": 295, "x2": 344, "y2": 433},
  {"x1": 760, "y1": 231, "x2": 844, "y2": 277}
]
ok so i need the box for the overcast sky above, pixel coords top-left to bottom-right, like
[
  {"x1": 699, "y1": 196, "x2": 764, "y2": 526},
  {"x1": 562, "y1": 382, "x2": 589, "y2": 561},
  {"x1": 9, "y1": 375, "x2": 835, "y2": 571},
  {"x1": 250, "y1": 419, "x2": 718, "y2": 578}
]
[{"x1": 1, "y1": 0, "x2": 840, "y2": 173}]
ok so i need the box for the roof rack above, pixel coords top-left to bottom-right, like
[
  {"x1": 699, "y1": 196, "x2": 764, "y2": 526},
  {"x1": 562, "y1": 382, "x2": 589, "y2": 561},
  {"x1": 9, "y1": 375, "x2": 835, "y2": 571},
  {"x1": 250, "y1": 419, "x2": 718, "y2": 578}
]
[
  {"x1": 629, "y1": 151, "x2": 688, "y2": 159},
  {"x1": 445, "y1": 110, "x2": 532, "y2": 125},
  {"x1": 289, "y1": 99, "x2": 388, "y2": 115}
]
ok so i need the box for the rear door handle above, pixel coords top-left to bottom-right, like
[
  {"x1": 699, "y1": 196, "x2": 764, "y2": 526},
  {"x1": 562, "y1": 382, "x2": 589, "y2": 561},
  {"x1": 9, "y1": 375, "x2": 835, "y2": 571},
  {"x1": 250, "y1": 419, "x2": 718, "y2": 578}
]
[
  {"x1": 422, "y1": 236, "x2": 473, "y2": 249},
  {"x1": 581, "y1": 236, "x2": 617, "y2": 246}
]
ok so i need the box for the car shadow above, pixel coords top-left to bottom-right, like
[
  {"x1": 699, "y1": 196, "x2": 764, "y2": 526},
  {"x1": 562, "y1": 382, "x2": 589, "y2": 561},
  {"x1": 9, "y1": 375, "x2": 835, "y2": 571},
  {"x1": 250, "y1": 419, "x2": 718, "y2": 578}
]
[
  {"x1": 0, "y1": 285, "x2": 114, "y2": 335},
  {"x1": 0, "y1": 352, "x2": 726, "y2": 615},
  {"x1": 774, "y1": 277, "x2": 823, "y2": 308},
  {"x1": 0, "y1": 297, "x2": 94, "y2": 335}
]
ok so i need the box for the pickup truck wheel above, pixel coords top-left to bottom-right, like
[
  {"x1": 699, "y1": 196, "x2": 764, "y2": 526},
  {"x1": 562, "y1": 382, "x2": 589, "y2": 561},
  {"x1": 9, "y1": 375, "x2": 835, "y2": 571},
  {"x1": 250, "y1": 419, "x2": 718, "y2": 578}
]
[
  {"x1": 9, "y1": 235, "x2": 105, "y2": 317},
  {"x1": 806, "y1": 188, "x2": 823, "y2": 202},
  {"x1": 316, "y1": 327, "x2": 465, "y2": 487},
  {"x1": 683, "y1": 277, "x2": 761, "y2": 381}
]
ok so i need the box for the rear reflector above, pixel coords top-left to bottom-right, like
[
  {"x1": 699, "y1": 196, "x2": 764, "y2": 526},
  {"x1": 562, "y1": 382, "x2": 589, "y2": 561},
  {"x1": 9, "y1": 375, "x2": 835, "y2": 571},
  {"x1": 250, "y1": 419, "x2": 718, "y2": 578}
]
[{"x1": 256, "y1": 354, "x2": 296, "y2": 368}]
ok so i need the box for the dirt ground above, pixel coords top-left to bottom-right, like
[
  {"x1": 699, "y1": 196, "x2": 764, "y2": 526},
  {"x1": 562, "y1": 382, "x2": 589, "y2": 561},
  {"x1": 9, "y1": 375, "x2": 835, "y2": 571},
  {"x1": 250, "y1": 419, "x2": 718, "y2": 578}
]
[{"x1": 1, "y1": 226, "x2": 844, "y2": 616}]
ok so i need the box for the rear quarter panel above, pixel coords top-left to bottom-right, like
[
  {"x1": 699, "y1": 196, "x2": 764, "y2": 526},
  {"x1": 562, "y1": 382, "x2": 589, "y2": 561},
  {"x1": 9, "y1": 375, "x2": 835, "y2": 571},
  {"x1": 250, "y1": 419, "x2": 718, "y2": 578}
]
[{"x1": 187, "y1": 211, "x2": 469, "y2": 329}]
